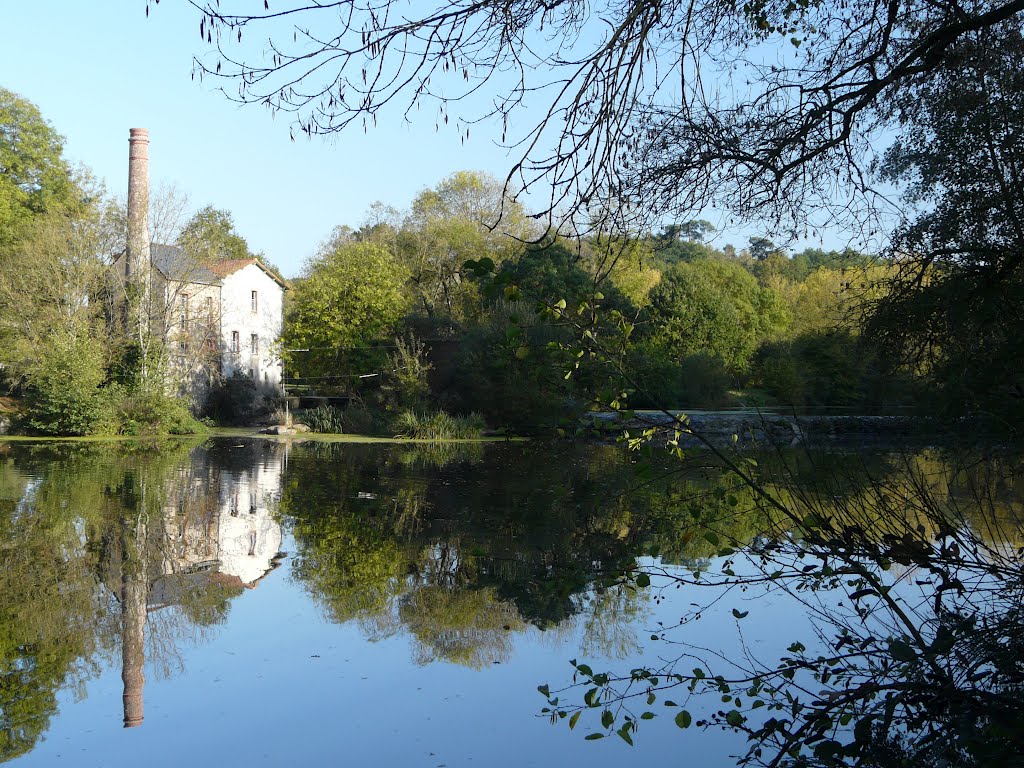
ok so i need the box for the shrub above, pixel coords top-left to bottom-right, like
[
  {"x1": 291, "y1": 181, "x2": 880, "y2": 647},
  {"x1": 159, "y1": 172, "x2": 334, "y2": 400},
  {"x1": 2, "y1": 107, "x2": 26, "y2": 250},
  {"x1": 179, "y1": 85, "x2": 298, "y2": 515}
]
[
  {"x1": 303, "y1": 404, "x2": 347, "y2": 434},
  {"x1": 22, "y1": 333, "x2": 115, "y2": 436},
  {"x1": 757, "y1": 332, "x2": 873, "y2": 407},
  {"x1": 380, "y1": 335, "x2": 433, "y2": 412},
  {"x1": 204, "y1": 372, "x2": 274, "y2": 425},
  {"x1": 115, "y1": 390, "x2": 207, "y2": 435},
  {"x1": 627, "y1": 343, "x2": 732, "y2": 409},
  {"x1": 445, "y1": 303, "x2": 584, "y2": 432},
  {"x1": 340, "y1": 402, "x2": 384, "y2": 435}
]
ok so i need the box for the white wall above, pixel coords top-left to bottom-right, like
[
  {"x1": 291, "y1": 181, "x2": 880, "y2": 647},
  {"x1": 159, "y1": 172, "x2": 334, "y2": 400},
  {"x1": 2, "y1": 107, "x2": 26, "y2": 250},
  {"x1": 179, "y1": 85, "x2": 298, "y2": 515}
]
[
  {"x1": 220, "y1": 264, "x2": 285, "y2": 392},
  {"x1": 217, "y1": 456, "x2": 283, "y2": 586}
]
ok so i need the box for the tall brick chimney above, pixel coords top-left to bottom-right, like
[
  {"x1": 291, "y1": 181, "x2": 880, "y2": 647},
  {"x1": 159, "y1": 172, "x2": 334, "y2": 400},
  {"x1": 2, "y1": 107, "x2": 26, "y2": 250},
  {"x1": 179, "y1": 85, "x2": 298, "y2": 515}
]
[
  {"x1": 120, "y1": 517, "x2": 148, "y2": 729},
  {"x1": 126, "y1": 128, "x2": 151, "y2": 289}
]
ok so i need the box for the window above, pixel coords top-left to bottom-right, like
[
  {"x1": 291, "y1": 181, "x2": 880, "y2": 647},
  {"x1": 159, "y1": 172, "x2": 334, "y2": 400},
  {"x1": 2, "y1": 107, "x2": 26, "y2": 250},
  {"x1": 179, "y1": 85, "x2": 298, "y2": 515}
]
[
  {"x1": 231, "y1": 331, "x2": 240, "y2": 353},
  {"x1": 251, "y1": 290, "x2": 258, "y2": 313},
  {"x1": 180, "y1": 293, "x2": 189, "y2": 330},
  {"x1": 205, "y1": 296, "x2": 214, "y2": 317},
  {"x1": 250, "y1": 333, "x2": 259, "y2": 355},
  {"x1": 250, "y1": 367, "x2": 257, "y2": 379}
]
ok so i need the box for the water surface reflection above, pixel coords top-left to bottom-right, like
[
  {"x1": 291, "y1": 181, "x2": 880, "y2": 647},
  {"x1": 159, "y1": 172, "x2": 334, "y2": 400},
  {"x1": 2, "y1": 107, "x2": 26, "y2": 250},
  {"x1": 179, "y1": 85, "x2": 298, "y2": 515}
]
[{"x1": 0, "y1": 438, "x2": 1019, "y2": 766}]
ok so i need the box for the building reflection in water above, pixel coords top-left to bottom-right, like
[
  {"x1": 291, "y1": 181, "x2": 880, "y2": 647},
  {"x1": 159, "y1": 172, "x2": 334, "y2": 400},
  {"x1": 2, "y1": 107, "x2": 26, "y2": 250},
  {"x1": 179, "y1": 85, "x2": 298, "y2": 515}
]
[{"x1": 117, "y1": 443, "x2": 285, "y2": 728}]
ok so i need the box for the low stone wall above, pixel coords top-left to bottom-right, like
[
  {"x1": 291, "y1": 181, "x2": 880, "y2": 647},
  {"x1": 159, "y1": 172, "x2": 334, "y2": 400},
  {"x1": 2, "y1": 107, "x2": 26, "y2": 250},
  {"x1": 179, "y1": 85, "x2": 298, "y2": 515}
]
[{"x1": 583, "y1": 411, "x2": 935, "y2": 446}]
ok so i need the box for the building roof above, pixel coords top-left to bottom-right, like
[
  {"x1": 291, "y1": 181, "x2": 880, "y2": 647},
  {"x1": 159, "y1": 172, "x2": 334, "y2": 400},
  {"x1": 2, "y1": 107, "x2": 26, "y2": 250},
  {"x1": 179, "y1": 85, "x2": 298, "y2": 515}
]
[
  {"x1": 151, "y1": 243, "x2": 222, "y2": 286},
  {"x1": 208, "y1": 258, "x2": 290, "y2": 290},
  {"x1": 118, "y1": 245, "x2": 290, "y2": 290}
]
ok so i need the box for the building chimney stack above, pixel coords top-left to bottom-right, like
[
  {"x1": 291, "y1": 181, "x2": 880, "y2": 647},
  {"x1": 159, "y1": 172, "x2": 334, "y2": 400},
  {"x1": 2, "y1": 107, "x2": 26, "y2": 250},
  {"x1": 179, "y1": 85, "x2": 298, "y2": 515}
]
[{"x1": 126, "y1": 128, "x2": 150, "y2": 283}]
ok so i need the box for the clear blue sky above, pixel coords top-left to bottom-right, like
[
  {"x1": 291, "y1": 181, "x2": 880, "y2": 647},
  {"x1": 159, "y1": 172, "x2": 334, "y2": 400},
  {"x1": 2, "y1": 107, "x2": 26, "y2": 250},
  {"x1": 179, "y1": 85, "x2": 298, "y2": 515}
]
[
  {"x1": 2, "y1": 2, "x2": 869, "y2": 277},
  {"x1": 0, "y1": 1, "x2": 528, "y2": 277}
]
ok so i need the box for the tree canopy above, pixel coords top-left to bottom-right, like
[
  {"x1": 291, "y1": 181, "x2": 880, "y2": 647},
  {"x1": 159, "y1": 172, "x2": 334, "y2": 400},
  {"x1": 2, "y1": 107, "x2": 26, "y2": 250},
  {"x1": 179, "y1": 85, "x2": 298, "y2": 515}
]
[
  {"x1": 282, "y1": 239, "x2": 410, "y2": 384},
  {"x1": 0, "y1": 88, "x2": 81, "y2": 252},
  {"x1": 177, "y1": 205, "x2": 254, "y2": 262},
  {"x1": 645, "y1": 259, "x2": 789, "y2": 374}
]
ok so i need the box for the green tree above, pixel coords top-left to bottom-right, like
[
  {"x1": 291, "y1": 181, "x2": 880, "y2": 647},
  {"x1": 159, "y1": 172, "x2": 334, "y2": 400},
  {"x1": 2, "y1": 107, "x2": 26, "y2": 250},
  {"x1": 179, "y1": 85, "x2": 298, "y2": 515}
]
[
  {"x1": 398, "y1": 171, "x2": 533, "y2": 323},
  {"x1": 282, "y1": 240, "x2": 410, "y2": 386},
  {"x1": 176, "y1": 204, "x2": 285, "y2": 281},
  {"x1": 22, "y1": 332, "x2": 111, "y2": 436},
  {"x1": 0, "y1": 88, "x2": 81, "y2": 253},
  {"x1": 650, "y1": 228, "x2": 719, "y2": 265},
  {"x1": 0, "y1": 202, "x2": 114, "y2": 376},
  {"x1": 177, "y1": 205, "x2": 253, "y2": 261},
  {"x1": 869, "y1": 26, "x2": 1024, "y2": 422},
  {"x1": 747, "y1": 236, "x2": 780, "y2": 262},
  {"x1": 0, "y1": 195, "x2": 123, "y2": 434},
  {"x1": 645, "y1": 259, "x2": 789, "y2": 374}
]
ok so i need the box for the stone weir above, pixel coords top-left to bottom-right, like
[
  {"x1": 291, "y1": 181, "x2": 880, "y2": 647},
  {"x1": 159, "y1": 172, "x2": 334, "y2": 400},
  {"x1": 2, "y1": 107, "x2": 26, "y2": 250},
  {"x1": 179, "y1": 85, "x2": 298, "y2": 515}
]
[{"x1": 582, "y1": 410, "x2": 937, "y2": 446}]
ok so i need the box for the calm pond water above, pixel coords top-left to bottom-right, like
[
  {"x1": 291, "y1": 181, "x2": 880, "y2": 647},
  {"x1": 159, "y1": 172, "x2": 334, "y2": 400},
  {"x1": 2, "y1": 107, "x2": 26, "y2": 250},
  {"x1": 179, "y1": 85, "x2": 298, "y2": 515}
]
[{"x1": 0, "y1": 437, "x2": 1020, "y2": 766}]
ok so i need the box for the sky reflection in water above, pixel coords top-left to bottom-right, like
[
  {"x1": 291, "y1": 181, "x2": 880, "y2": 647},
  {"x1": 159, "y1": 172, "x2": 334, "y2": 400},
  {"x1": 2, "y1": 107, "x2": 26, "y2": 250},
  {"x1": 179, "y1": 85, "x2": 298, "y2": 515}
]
[{"x1": 0, "y1": 438, "x2": 1018, "y2": 767}]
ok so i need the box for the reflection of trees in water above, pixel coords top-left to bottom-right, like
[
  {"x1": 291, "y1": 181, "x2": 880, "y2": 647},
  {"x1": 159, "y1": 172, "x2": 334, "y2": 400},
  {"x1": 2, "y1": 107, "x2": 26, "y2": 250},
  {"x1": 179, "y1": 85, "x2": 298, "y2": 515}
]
[
  {"x1": 283, "y1": 440, "x2": 1024, "y2": 682},
  {"x1": 546, "y1": 445, "x2": 1024, "y2": 765},
  {"x1": 283, "y1": 442, "x2": 661, "y2": 667},
  {"x1": 0, "y1": 449, "x2": 115, "y2": 760},
  {"x1": 399, "y1": 586, "x2": 525, "y2": 668},
  {"x1": 0, "y1": 440, "x2": 286, "y2": 757},
  {"x1": 574, "y1": 586, "x2": 648, "y2": 661}
]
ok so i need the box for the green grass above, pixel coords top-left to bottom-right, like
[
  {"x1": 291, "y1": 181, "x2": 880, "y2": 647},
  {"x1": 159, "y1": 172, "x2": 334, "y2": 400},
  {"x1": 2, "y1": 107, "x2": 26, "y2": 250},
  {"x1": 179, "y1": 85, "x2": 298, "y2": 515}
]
[{"x1": 390, "y1": 410, "x2": 487, "y2": 440}]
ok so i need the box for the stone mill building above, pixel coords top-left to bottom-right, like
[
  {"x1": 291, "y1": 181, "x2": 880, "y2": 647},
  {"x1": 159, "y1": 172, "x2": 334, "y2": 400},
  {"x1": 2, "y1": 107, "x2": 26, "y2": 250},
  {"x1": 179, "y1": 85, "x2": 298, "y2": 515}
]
[{"x1": 113, "y1": 128, "x2": 288, "y2": 399}]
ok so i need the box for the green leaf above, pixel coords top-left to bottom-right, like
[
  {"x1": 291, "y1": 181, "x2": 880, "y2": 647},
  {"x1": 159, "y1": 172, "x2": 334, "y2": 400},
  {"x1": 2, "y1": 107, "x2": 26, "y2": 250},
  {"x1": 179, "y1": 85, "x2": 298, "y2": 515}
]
[
  {"x1": 584, "y1": 733, "x2": 605, "y2": 741},
  {"x1": 732, "y1": 608, "x2": 749, "y2": 619},
  {"x1": 802, "y1": 513, "x2": 823, "y2": 529},
  {"x1": 675, "y1": 710, "x2": 693, "y2": 728},
  {"x1": 601, "y1": 710, "x2": 614, "y2": 728},
  {"x1": 537, "y1": 684, "x2": 550, "y2": 696},
  {"x1": 849, "y1": 588, "x2": 878, "y2": 601},
  {"x1": 635, "y1": 572, "x2": 651, "y2": 588},
  {"x1": 889, "y1": 639, "x2": 917, "y2": 663},
  {"x1": 617, "y1": 725, "x2": 634, "y2": 746},
  {"x1": 725, "y1": 710, "x2": 745, "y2": 727},
  {"x1": 640, "y1": 712, "x2": 655, "y2": 720},
  {"x1": 929, "y1": 625, "x2": 956, "y2": 655},
  {"x1": 703, "y1": 531, "x2": 720, "y2": 547},
  {"x1": 515, "y1": 345, "x2": 530, "y2": 359},
  {"x1": 569, "y1": 711, "x2": 581, "y2": 730}
]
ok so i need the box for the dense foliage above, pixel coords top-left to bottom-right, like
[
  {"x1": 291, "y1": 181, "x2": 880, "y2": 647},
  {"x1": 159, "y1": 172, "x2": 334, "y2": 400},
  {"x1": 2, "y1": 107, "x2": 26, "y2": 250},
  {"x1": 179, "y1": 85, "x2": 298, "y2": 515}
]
[{"x1": 280, "y1": 187, "x2": 908, "y2": 434}]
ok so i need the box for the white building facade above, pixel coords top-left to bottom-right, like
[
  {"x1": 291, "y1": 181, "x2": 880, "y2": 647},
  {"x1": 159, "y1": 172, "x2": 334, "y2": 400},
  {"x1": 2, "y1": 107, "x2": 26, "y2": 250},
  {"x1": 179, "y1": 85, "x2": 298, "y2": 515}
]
[{"x1": 211, "y1": 259, "x2": 288, "y2": 393}]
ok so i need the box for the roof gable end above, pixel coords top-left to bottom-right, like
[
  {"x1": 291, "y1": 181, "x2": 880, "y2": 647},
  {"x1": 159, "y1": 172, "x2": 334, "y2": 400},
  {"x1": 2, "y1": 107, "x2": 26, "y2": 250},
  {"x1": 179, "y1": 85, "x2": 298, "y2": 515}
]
[{"x1": 210, "y1": 258, "x2": 290, "y2": 290}]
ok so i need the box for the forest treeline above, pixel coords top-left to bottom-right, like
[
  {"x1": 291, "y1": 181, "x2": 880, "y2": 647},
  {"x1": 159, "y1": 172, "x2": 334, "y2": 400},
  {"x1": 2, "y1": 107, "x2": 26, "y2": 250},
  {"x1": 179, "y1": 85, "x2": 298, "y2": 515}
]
[
  {"x1": 1, "y1": 84, "x2": 1019, "y2": 436},
  {"x1": 279, "y1": 172, "x2": 935, "y2": 435}
]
